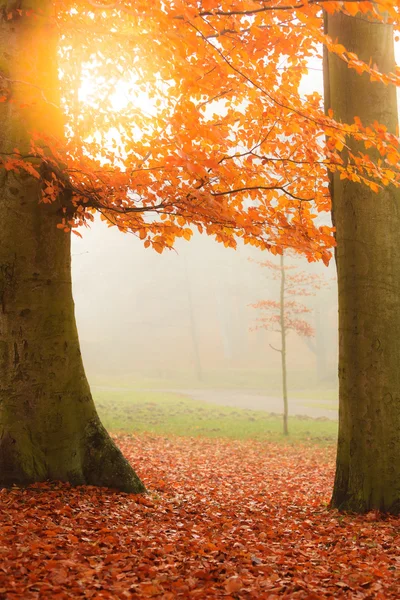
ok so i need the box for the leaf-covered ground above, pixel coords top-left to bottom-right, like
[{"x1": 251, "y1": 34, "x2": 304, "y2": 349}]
[{"x1": 0, "y1": 435, "x2": 399, "y2": 599}]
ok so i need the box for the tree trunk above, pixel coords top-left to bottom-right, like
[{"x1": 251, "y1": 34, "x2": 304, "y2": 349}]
[
  {"x1": 184, "y1": 256, "x2": 203, "y2": 382},
  {"x1": 314, "y1": 306, "x2": 328, "y2": 382},
  {"x1": 324, "y1": 13, "x2": 400, "y2": 512},
  {"x1": 280, "y1": 255, "x2": 289, "y2": 436},
  {"x1": 0, "y1": 1, "x2": 145, "y2": 492}
]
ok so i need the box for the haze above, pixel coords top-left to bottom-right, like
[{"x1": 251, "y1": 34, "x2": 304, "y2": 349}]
[{"x1": 71, "y1": 221, "x2": 338, "y2": 418}]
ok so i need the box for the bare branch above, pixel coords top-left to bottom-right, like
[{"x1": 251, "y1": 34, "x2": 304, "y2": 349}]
[{"x1": 269, "y1": 343, "x2": 282, "y2": 353}]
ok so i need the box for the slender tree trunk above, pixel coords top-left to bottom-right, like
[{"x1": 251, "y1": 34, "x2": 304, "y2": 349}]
[
  {"x1": 184, "y1": 256, "x2": 203, "y2": 382},
  {"x1": 324, "y1": 13, "x2": 400, "y2": 512},
  {"x1": 314, "y1": 307, "x2": 328, "y2": 382},
  {"x1": 280, "y1": 255, "x2": 289, "y2": 436},
  {"x1": 0, "y1": 1, "x2": 144, "y2": 492},
  {"x1": 216, "y1": 288, "x2": 233, "y2": 361}
]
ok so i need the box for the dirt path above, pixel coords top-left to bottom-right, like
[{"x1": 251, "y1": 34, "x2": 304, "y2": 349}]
[{"x1": 163, "y1": 388, "x2": 338, "y2": 420}]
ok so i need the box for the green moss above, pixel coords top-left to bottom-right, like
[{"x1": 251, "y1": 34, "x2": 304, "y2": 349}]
[
  {"x1": 82, "y1": 419, "x2": 146, "y2": 493},
  {"x1": 0, "y1": 429, "x2": 47, "y2": 486}
]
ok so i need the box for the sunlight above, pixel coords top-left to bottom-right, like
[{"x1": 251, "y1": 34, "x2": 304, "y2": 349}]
[
  {"x1": 70, "y1": 65, "x2": 165, "y2": 162},
  {"x1": 78, "y1": 75, "x2": 158, "y2": 116}
]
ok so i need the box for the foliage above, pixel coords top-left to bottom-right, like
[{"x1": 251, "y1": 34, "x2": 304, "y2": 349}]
[
  {"x1": 250, "y1": 254, "x2": 328, "y2": 434},
  {"x1": 94, "y1": 389, "x2": 338, "y2": 443},
  {"x1": 0, "y1": 434, "x2": 399, "y2": 598},
  {"x1": 250, "y1": 256, "x2": 327, "y2": 340},
  {"x1": 2, "y1": 1, "x2": 400, "y2": 260}
]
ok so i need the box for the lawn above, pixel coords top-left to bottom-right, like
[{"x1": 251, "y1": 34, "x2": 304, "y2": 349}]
[
  {"x1": 91, "y1": 367, "x2": 338, "y2": 399},
  {"x1": 94, "y1": 388, "x2": 338, "y2": 444}
]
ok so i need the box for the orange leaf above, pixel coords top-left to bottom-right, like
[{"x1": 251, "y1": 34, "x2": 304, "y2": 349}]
[
  {"x1": 344, "y1": 2, "x2": 359, "y2": 16},
  {"x1": 225, "y1": 576, "x2": 243, "y2": 593}
]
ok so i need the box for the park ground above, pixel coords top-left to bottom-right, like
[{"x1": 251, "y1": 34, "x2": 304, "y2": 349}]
[{"x1": 0, "y1": 387, "x2": 399, "y2": 598}]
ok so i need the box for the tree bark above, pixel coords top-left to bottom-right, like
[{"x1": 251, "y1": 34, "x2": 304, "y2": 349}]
[
  {"x1": 0, "y1": 1, "x2": 145, "y2": 492},
  {"x1": 324, "y1": 13, "x2": 400, "y2": 512}
]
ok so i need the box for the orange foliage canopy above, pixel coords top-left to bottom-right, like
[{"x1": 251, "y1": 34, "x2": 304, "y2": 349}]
[{"x1": 3, "y1": 0, "x2": 400, "y2": 263}]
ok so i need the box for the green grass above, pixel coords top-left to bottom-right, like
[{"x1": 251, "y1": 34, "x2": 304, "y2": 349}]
[
  {"x1": 91, "y1": 368, "x2": 338, "y2": 398},
  {"x1": 94, "y1": 389, "x2": 338, "y2": 445}
]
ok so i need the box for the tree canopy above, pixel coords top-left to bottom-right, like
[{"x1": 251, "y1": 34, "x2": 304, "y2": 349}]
[{"x1": 3, "y1": 0, "x2": 399, "y2": 262}]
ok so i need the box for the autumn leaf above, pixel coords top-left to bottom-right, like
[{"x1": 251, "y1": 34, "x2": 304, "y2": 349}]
[
  {"x1": 225, "y1": 575, "x2": 243, "y2": 593},
  {"x1": 344, "y1": 2, "x2": 359, "y2": 16},
  {"x1": 0, "y1": 434, "x2": 399, "y2": 598}
]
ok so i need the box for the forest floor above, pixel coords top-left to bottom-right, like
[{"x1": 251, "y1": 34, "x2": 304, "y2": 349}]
[
  {"x1": 1, "y1": 393, "x2": 399, "y2": 598},
  {"x1": 1, "y1": 434, "x2": 399, "y2": 598}
]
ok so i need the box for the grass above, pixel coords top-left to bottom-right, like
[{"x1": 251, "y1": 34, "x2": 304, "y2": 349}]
[
  {"x1": 94, "y1": 388, "x2": 338, "y2": 445},
  {"x1": 91, "y1": 368, "x2": 338, "y2": 400}
]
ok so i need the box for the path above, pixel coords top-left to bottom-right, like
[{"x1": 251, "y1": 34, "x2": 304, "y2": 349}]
[{"x1": 164, "y1": 388, "x2": 338, "y2": 420}]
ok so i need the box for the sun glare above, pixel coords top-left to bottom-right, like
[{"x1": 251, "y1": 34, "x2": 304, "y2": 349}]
[
  {"x1": 70, "y1": 66, "x2": 166, "y2": 162},
  {"x1": 78, "y1": 76, "x2": 158, "y2": 116}
]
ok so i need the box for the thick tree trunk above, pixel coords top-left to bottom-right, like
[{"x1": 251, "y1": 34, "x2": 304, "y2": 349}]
[
  {"x1": 0, "y1": 1, "x2": 145, "y2": 492},
  {"x1": 325, "y1": 13, "x2": 400, "y2": 512}
]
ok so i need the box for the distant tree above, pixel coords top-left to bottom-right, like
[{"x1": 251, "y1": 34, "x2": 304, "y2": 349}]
[
  {"x1": 251, "y1": 254, "x2": 326, "y2": 435},
  {"x1": 183, "y1": 255, "x2": 203, "y2": 382}
]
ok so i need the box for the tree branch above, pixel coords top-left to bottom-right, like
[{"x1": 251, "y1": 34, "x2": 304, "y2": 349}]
[{"x1": 269, "y1": 343, "x2": 282, "y2": 353}]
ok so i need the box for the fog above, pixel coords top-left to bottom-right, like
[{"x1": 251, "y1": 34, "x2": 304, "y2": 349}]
[
  {"x1": 67, "y1": 51, "x2": 345, "y2": 406},
  {"x1": 72, "y1": 220, "x2": 338, "y2": 400}
]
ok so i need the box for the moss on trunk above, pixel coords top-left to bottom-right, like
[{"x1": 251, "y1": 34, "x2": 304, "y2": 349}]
[{"x1": 0, "y1": 1, "x2": 145, "y2": 493}]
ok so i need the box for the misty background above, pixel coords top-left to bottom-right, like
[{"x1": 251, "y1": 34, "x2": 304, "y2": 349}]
[
  {"x1": 71, "y1": 221, "x2": 338, "y2": 407},
  {"x1": 67, "y1": 37, "x2": 400, "y2": 416}
]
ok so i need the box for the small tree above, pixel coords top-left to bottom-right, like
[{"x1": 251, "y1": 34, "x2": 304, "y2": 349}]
[{"x1": 251, "y1": 254, "x2": 326, "y2": 435}]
